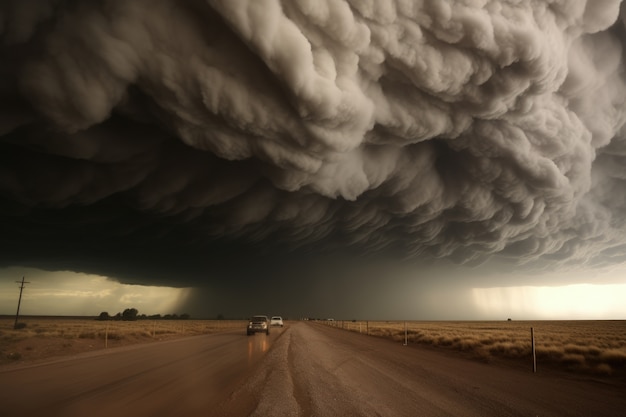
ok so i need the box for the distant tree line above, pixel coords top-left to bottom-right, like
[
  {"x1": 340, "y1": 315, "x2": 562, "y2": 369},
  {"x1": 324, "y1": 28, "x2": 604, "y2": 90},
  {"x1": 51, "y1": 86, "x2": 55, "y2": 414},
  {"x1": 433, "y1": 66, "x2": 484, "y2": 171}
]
[{"x1": 96, "y1": 308, "x2": 191, "y2": 321}]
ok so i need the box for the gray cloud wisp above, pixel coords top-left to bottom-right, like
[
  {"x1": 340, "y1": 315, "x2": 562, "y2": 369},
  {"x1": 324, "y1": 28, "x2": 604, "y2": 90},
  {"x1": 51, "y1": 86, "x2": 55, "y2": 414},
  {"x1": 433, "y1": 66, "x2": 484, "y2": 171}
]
[{"x1": 2, "y1": 0, "x2": 626, "y2": 289}]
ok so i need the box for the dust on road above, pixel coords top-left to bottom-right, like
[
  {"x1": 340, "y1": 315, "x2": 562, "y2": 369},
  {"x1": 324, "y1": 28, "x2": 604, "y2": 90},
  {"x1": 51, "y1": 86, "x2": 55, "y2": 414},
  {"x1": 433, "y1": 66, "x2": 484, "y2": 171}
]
[{"x1": 1, "y1": 322, "x2": 625, "y2": 417}]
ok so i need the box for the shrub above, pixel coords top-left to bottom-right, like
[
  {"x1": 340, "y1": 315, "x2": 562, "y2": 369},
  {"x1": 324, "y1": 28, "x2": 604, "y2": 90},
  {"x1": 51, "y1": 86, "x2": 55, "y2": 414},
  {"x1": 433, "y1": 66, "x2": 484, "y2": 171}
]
[
  {"x1": 600, "y1": 349, "x2": 626, "y2": 366},
  {"x1": 122, "y1": 308, "x2": 139, "y2": 321},
  {"x1": 561, "y1": 353, "x2": 585, "y2": 367},
  {"x1": 536, "y1": 346, "x2": 564, "y2": 361},
  {"x1": 594, "y1": 363, "x2": 613, "y2": 376},
  {"x1": 97, "y1": 312, "x2": 110, "y2": 321}
]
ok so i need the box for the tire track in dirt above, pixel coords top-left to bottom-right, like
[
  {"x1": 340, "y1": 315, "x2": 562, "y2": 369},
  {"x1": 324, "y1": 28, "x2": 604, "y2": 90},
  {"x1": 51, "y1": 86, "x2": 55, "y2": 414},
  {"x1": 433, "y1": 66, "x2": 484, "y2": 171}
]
[
  {"x1": 287, "y1": 330, "x2": 312, "y2": 416},
  {"x1": 220, "y1": 321, "x2": 626, "y2": 416}
]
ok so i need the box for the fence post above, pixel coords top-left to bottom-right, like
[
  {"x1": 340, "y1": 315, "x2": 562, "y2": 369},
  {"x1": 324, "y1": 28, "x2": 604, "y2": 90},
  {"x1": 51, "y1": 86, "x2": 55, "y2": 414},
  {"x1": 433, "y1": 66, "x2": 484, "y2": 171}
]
[
  {"x1": 531, "y1": 327, "x2": 537, "y2": 373},
  {"x1": 404, "y1": 321, "x2": 408, "y2": 346}
]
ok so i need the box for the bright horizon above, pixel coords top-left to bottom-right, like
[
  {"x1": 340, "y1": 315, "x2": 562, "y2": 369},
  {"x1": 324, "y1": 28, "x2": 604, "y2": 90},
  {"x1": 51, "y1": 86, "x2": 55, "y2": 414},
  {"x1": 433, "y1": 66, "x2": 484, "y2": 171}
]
[
  {"x1": 0, "y1": 268, "x2": 192, "y2": 318},
  {"x1": 2, "y1": 267, "x2": 625, "y2": 320}
]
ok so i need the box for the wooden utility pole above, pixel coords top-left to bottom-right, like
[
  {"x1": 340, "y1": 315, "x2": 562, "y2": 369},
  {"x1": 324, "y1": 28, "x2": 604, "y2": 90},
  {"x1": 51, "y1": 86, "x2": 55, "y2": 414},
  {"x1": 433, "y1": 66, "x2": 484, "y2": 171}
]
[{"x1": 14, "y1": 276, "x2": 30, "y2": 329}]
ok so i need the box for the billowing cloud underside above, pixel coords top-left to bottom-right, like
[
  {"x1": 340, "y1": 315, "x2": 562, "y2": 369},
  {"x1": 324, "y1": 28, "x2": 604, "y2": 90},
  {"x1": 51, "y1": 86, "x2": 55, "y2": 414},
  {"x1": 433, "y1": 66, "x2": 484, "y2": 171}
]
[{"x1": 2, "y1": 0, "x2": 626, "y2": 282}]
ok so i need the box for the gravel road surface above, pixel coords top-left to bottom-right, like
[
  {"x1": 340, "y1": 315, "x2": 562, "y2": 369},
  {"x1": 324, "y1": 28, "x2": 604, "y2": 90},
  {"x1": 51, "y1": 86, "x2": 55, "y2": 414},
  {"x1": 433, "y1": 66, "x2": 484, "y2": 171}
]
[{"x1": 1, "y1": 322, "x2": 624, "y2": 416}]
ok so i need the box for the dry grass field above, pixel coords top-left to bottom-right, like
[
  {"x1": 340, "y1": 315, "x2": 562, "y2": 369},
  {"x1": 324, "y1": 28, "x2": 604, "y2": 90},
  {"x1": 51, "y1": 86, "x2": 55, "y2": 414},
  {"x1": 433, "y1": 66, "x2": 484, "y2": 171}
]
[
  {"x1": 327, "y1": 320, "x2": 626, "y2": 377},
  {"x1": 0, "y1": 316, "x2": 246, "y2": 367},
  {"x1": 4, "y1": 317, "x2": 625, "y2": 378}
]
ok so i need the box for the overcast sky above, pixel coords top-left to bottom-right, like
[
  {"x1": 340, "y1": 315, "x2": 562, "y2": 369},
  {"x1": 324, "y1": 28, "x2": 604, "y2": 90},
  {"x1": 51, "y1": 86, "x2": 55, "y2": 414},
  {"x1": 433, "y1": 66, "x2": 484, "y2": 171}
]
[{"x1": 2, "y1": 0, "x2": 626, "y2": 320}]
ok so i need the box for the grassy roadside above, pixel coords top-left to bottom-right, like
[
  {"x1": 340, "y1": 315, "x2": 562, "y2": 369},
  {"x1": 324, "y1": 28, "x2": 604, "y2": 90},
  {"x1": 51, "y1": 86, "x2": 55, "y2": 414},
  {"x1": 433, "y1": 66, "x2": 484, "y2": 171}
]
[
  {"x1": 322, "y1": 320, "x2": 626, "y2": 377},
  {"x1": 4, "y1": 317, "x2": 625, "y2": 379},
  {"x1": 0, "y1": 317, "x2": 246, "y2": 367}
]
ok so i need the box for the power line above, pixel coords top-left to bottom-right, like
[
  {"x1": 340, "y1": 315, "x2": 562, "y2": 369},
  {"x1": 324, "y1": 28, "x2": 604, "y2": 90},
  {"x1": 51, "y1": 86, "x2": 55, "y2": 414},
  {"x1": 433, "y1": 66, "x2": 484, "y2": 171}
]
[{"x1": 14, "y1": 276, "x2": 30, "y2": 329}]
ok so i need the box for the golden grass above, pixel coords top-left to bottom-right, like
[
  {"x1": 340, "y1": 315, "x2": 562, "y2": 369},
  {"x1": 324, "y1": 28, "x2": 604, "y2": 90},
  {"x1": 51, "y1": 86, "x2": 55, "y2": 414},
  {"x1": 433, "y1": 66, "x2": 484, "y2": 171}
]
[
  {"x1": 0, "y1": 317, "x2": 246, "y2": 366},
  {"x1": 1, "y1": 317, "x2": 245, "y2": 339},
  {"x1": 4, "y1": 317, "x2": 625, "y2": 377},
  {"x1": 327, "y1": 320, "x2": 626, "y2": 376}
]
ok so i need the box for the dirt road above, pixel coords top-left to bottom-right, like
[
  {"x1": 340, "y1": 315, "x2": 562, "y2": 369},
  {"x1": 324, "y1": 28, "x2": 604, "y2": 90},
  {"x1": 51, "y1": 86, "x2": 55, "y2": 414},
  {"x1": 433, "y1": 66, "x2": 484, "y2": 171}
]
[{"x1": 1, "y1": 322, "x2": 624, "y2": 416}]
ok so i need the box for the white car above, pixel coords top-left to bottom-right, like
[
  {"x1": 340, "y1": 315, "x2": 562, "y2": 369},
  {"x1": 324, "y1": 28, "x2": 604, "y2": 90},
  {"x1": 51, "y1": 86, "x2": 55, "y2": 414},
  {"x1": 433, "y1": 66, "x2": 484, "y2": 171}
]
[{"x1": 270, "y1": 316, "x2": 284, "y2": 327}]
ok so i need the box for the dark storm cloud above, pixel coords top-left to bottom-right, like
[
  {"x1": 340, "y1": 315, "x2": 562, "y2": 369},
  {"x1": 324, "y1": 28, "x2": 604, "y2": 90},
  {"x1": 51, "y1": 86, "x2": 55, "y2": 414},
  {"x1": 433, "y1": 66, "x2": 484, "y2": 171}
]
[{"x1": 2, "y1": 0, "x2": 626, "y2": 290}]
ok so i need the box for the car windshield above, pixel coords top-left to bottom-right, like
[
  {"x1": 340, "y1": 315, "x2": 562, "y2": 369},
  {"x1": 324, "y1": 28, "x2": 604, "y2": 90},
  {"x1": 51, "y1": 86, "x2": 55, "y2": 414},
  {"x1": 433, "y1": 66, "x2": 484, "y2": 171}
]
[
  {"x1": 272, "y1": 317, "x2": 281, "y2": 320},
  {"x1": 251, "y1": 316, "x2": 266, "y2": 321}
]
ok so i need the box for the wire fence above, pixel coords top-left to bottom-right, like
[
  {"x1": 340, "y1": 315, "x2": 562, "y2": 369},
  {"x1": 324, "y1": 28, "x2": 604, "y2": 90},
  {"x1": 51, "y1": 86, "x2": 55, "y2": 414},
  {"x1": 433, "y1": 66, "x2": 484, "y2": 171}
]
[{"x1": 318, "y1": 319, "x2": 626, "y2": 376}]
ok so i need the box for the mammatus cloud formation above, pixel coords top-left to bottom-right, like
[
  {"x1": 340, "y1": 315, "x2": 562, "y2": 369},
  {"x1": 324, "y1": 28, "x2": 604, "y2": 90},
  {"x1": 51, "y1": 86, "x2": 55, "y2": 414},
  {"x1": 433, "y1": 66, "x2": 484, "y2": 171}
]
[{"x1": 2, "y1": 0, "x2": 626, "y2": 291}]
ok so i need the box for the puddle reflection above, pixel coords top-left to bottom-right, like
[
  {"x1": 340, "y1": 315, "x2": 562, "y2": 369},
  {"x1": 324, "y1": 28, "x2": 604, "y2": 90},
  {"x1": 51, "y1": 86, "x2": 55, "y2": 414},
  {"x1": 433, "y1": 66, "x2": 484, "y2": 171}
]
[{"x1": 247, "y1": 334, "x2": 270, "y2": 364}]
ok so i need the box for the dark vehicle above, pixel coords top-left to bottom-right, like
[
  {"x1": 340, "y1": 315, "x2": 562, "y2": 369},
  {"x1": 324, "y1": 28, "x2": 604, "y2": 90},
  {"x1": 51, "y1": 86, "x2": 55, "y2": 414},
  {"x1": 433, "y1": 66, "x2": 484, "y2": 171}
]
[{"x1": 247, "y1": 315, "x2": 270, "y2": 335}]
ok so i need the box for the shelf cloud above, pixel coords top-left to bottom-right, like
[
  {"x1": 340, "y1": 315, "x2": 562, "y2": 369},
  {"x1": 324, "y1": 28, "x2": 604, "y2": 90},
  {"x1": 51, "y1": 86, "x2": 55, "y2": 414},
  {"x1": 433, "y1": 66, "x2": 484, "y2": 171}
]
[{"x1": 2, "y1": 0, "x2": 626, "y2": 297}]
